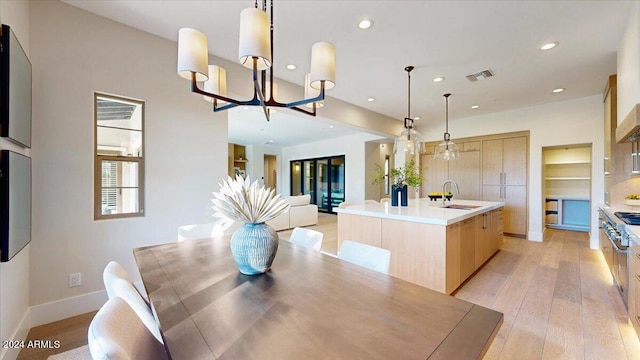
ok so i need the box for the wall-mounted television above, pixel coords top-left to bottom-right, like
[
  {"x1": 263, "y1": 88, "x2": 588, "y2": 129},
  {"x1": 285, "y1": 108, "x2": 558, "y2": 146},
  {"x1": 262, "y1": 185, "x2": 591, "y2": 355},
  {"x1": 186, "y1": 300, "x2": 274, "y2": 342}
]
[
  {"x1": 0, "y1": 150, "x2": 31, "y2": 262},
  {"x1": 1, "y1": 24, "x2": 32, "y2": 148}
]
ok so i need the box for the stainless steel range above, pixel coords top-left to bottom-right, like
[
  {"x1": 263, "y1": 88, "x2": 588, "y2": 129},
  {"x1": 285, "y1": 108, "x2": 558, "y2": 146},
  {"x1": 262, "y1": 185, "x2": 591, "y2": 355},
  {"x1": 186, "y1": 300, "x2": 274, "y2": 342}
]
[{"x1": 600, "y1": 210, "x2": 629, "y2": 307}]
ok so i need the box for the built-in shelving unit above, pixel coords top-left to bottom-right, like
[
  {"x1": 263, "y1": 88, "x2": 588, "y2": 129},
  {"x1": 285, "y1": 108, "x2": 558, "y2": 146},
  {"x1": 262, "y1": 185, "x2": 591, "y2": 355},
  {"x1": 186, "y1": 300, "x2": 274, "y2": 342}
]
[
  {"x1": 543, "y1": 146, "x2": 591, "y2": 232},
  {"x1": 228, "y1": 143, "x2": 248, "y2": 177}
]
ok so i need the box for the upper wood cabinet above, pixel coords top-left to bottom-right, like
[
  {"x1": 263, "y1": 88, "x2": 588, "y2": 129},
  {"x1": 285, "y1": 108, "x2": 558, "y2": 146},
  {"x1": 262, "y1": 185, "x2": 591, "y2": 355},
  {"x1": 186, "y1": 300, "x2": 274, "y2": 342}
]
[
  {"x1": 482, "y1": 137, "x2": 527, "y2": 186},
  {"x1": 420, "y1": 141, "x2": 481, "y2": 199}
]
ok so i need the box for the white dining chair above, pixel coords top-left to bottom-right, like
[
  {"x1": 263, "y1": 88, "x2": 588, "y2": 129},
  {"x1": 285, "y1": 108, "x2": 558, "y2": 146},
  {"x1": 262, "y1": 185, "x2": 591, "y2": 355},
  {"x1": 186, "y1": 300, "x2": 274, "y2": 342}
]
[
  {"x1": 364, "y1": 199, "x2": 379, "y2": 204},
  {"x1": 380, "y1": 198, "x2": 391, "y2": 204},
  {"x1": 338, "y1": 201, "x2": 352, "y2": 209},
  {"x1": 288, "y1": 227, "x2": 324, "y2": 251},
  {"x1": 104, "y1": 277, "x2": 164, "y2": 344},
  {"x1": 103, "y1": 261, "x2": 148, "y2": 306},
  {"x1": 338, "y1": 240, "x2": 391, "y2": 274},
  {"x1": 88, "y1": 297, "x2": 167, "y2": 360},
  {"x1": 177, "y1": 220, "x2": 240, "y2": 241}
]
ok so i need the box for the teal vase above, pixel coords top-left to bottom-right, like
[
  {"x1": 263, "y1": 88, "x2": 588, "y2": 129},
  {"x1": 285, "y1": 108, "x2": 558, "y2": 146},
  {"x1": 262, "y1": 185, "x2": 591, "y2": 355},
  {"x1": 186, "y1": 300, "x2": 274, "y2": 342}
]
[{"x1": 230, "y1": 223, "x2": 278, "y2": 275}]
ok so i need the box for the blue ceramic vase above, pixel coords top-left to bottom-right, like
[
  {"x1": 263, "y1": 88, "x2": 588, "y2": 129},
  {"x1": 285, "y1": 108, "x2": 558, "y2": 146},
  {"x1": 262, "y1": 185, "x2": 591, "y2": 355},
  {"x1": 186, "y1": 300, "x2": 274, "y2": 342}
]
[{"x1": 230, "y1": 223, "x2": 278, "y2": 275}]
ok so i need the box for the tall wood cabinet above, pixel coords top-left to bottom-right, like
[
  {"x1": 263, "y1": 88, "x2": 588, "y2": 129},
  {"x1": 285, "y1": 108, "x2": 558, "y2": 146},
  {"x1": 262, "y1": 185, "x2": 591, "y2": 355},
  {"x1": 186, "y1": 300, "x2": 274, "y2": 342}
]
[
  {"x1": 421, "y1": 142, "x2": 481, "y2": 200},
  {"x1": 481, "y1": 136, "x2": 527, "y2": 237}
]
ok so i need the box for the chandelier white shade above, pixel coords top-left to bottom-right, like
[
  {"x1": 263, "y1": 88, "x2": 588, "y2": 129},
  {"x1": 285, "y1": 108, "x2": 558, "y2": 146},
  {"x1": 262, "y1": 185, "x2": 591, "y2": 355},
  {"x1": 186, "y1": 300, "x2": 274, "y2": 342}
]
[
  {"x1": 238, "y1": 7, "x2": 272, "y2": 71},
  {"x1": 176, "y1": 0, "x2": 335, "y2": 121},
  {"x1": 310, "y1": 42, "x2": 336, "y2": 90},
  {"x1": 304, "y1": 73, "x2": 324, "y2": 109},
  {"x1": 434, "y1": 93, "x2": 460, "y2": 160},
  {"x1": 203, "y1": 65, "x2": 227, "y2": 103},
  {"x1": 177, "y1": 28, "x2": 208, "y2": 81}
]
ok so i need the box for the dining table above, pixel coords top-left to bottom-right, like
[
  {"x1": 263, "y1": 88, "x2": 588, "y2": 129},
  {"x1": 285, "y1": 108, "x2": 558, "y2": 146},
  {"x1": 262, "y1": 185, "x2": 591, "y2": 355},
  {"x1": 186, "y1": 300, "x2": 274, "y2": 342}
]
[{"x1": 133, "y1": 236, "x2": 503, "y2": 359}]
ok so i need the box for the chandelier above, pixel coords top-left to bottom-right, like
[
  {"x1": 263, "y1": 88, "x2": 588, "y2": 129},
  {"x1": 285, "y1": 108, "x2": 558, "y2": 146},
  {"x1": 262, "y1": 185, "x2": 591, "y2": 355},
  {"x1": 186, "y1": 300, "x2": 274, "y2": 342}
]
[
  {"x1": 434, "y1": 93, "x2": 460, "y2": 160},
  {"x1": 176, "y1": 0, "x2": 336, "y2": 121},
  {"x1": 394, "y1": 66, "x2": 424, "y2": 155}
]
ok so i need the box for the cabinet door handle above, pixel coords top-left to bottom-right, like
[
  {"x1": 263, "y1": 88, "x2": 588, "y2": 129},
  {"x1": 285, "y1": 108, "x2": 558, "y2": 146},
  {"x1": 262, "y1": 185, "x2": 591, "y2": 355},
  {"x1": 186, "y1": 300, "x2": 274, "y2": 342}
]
[
  {"x1": 483, "y1": 214, "x2": 488, "y2": 229},
  {"x1": 504, "y1": 173, "x2": 507, "y2": 185}
]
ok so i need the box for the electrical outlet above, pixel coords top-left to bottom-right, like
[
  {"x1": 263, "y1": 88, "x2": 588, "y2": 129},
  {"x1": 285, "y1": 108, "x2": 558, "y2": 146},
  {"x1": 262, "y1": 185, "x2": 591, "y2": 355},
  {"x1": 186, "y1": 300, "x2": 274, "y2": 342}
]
[{"x1": 69, "y1": 273, "x2": 81, "y2": 288}]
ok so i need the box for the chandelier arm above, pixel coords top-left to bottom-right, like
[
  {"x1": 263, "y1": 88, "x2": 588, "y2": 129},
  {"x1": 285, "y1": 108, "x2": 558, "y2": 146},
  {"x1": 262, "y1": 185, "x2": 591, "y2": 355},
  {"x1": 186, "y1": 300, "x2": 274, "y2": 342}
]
[
  {"x1": 268, "y1": 0, "x2": 274, "y2": 102},
  {"x1": 189, "y1": 71, "x2": 260, "y2": 105},
  {"x1": 253, "y1": 57, "x2": 271, "y2": 121}
]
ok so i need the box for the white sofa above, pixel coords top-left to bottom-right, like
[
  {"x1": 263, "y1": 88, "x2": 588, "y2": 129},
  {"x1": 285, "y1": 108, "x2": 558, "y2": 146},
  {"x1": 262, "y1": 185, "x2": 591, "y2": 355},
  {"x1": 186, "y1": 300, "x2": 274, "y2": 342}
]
[{"x1": 267, "y1": 194, "x2": 318, "y2": 231}]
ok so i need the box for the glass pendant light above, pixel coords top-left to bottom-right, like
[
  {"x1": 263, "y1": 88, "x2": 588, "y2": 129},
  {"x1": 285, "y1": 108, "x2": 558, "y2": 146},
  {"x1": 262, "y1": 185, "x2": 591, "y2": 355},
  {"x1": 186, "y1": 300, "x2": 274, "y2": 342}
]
[
  {"x1": 434, "y1": 93, "x2": 460, "y2": 160},
  {"x1": 394, "y1": 66, "x2": 423, "y2": 155}
]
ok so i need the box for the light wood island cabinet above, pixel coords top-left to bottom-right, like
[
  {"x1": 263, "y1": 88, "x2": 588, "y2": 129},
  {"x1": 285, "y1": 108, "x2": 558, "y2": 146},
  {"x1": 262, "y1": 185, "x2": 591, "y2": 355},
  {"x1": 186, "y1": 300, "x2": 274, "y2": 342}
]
[
  {"x1": 630, "y1": 240, "x2": 640, "y2": 339},
  {"x1": 337, "y1": 202, "x2": 504, "y2": 294}
]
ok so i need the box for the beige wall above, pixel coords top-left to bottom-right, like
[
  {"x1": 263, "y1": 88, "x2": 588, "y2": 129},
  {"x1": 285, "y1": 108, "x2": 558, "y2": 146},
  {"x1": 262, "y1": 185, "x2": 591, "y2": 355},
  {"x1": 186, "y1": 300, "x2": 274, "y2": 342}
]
[{"x1": 27, "y1": 0, "x2": 228, "y2": 323}]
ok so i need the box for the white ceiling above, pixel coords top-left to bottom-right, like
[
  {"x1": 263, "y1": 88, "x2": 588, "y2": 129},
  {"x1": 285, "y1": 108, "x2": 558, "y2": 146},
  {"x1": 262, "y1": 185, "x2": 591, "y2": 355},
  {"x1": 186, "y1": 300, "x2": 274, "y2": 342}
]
[{"x1": 63, "y1": 0, "x2": 631, "y2": 146}]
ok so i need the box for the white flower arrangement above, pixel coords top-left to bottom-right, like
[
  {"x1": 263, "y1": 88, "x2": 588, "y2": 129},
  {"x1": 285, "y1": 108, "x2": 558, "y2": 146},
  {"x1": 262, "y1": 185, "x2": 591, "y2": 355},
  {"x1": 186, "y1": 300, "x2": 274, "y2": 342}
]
[{"x1": 211, "y1": 175, "x2": 290, "y2": 224}]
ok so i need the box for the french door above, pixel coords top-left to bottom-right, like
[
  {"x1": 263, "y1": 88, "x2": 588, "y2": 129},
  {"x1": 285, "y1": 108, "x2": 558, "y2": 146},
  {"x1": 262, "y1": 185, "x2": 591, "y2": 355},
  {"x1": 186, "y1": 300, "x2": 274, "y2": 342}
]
[{"x1": 290, "y1": 155, "x2": 345, "y2": 213}]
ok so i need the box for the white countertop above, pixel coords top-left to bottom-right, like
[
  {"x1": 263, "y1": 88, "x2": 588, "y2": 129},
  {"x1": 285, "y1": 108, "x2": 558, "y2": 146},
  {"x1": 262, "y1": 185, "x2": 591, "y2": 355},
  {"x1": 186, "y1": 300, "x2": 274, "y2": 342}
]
[{"x1": 334, "y1": 199, "x2": 505, "y2": 225}]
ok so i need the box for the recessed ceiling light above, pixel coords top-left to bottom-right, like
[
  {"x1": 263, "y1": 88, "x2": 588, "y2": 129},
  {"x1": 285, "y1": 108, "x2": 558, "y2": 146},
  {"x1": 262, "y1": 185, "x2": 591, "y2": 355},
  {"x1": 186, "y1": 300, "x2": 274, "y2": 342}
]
[
  {"x1": 553, "y1": 87, "x2": 565, "y2": 93},
  {"x1": 367, "y1": 97, "x2": 375, "y2": 102},
  {"x1": 541, "y1": 42, "x2": 558, "y2": 51},
  {"x1": 358, "y1": 19, "x2": 373, "y2": 30},
  {"x1": 433, "y1": 77, "x2": 445, "y2": 82},
  {"x1": 414, "y1": 117, "x2": 420, "y2": 120},
  {"x1": 286, "y1": 64, "x2": 296, "y2": 70},
  {"x1": 471, "y1": 105, "x2": 479, "y2": 109},
  {"x1": 329, "y1": 125, "x2": 334, "y2": 129}
]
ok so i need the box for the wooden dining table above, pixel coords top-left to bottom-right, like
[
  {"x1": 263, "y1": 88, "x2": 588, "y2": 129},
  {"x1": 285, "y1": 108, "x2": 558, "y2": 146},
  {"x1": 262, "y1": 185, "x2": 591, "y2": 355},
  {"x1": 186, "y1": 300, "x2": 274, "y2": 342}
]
[{"x1": 134, "y1": 236, "x2": 503, "y2": 359}]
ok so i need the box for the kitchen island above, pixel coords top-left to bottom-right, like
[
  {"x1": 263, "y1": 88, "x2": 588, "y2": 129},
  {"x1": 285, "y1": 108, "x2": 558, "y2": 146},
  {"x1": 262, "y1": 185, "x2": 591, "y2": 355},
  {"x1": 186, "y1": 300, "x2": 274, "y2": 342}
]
[{"x1": 335, "y1": 199, "x2": 505, "y2": 294}]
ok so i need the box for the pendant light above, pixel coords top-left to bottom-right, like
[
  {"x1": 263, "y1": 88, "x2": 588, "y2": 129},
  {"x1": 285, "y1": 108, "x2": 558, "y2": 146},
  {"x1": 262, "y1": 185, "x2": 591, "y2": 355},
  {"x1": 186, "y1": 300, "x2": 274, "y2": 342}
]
[
  {"x1": 394, "y1": 66, "x2": 423, "y2": 155},
  {"x1": 434, "y1": 93, "x2": 460, "y2": 160}
]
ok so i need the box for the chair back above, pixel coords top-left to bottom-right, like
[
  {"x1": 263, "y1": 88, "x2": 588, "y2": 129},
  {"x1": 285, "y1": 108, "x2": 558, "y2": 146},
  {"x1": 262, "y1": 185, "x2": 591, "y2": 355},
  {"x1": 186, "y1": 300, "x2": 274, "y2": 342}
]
[
  {"x1": 105, "y1": 278, "x2": 164, "y2": 343},
  {"x1": 103, "y1": 261, "x2": 148, "y2": 306},
  {"x1": 177, "y1": 220, "x2": 240, "y2": 241},
  {"x1": 338, "y1": 240, "x2": 391, "y2": 274},
  {"x1": 338, "y1": 201, "x2": 352, "y2": 209},
  {"x1": 88, "y1": 297, "x2": 167, "y2": 360},
  {"x1": 364, "y1": 199, "x2": 379, "y2": 204},
  {"x1": 380, "y1": 198, "x2": 391, "y2": 203},
  {"x1": 289, "y1": 227, "x2": 324, "y2": 251}
]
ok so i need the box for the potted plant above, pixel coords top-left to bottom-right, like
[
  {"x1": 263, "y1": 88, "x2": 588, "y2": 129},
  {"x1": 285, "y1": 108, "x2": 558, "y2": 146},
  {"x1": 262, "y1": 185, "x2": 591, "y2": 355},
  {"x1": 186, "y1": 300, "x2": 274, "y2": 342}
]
[
  {"x1": 372, "y1": 159, "x2": 424, "y2": 206},
  {"x1": 211, "y1": 175, "x2": 290, "y2": 275}
]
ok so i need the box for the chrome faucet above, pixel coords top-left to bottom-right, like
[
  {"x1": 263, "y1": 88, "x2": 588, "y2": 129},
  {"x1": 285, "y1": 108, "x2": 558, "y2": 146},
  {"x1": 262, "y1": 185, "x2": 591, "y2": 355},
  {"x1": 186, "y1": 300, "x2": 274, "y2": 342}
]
[{"x1": 442, "y1": 180, "x2": 460, "y2": 207}]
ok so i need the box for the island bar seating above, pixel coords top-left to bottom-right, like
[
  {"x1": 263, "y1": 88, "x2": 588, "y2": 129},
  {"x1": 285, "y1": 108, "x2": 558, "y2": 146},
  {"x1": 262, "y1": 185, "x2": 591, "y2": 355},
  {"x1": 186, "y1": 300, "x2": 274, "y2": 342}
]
[
  {"x1": 88, "y1": 297, "x2": 168, "y2": 360},
  {"x1": 134, "y1": 237, "x2": 503, "y2": 359}
]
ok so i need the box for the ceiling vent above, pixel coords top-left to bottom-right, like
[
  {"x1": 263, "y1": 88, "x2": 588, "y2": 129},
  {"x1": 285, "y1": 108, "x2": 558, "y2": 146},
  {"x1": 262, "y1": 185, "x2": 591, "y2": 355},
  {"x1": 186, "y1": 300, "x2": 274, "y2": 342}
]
[{"x1": 466, "y1": 69, "x2": 494, "y2": 82}]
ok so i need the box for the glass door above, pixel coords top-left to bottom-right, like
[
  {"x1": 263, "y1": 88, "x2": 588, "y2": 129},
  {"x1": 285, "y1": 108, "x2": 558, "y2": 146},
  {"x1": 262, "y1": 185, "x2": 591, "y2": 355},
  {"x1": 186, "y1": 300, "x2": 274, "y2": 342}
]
[{"x1": 290, "y1": 155, "x2": 345, "y2": 213}]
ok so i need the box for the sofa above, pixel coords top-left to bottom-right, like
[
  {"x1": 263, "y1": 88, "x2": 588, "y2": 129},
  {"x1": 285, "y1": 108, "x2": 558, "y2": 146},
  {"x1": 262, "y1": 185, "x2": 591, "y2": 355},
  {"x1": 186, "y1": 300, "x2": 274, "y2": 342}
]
[{"x1": 267, "y1": 194, "x2": 318, "y2": 231}]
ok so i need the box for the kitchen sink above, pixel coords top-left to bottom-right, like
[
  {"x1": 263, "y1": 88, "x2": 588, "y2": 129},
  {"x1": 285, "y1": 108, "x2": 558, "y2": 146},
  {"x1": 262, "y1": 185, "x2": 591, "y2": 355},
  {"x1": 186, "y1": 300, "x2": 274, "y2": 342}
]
[{"x1": 441, "y1": 204, "x2": 482, "y2": 210}]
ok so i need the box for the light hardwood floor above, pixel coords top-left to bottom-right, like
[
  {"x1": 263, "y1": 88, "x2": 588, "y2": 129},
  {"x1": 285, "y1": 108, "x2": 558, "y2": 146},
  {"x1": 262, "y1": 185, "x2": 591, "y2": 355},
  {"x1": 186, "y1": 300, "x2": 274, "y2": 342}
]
[{"x1": 18, "y1": 215, "x2": 640, "y2": 359}]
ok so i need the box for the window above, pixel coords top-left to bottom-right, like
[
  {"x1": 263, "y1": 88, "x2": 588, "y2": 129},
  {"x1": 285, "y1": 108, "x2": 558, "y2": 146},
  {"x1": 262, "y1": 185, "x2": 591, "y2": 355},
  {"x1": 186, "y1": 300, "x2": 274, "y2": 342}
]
[{"x1": 94, "y1": 93, "x2": 144, "y2": 219}]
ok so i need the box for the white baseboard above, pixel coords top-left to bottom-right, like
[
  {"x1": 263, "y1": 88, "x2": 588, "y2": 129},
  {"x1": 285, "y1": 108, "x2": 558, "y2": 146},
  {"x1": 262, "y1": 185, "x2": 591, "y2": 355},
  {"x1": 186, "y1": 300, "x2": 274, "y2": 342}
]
[
  {"x1": 528, "y1": 230, "x2": 543, "y2": 242},
  {"x1": 0, "y1": 309, "x2": 31, "y2": 360},
  {"x1": 30, "y1": 290, "x2": 107, "y2": 328}
]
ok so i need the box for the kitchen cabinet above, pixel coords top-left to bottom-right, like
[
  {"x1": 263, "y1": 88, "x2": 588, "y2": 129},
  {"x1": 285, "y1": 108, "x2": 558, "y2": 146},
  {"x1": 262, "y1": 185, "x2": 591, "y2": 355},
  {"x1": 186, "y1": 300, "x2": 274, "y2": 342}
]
[
  {"x1": 459, "y1": 218, "x2": 476, "y2": 280},
  {"x1": 482, "y1": 136, "x2": 528, "y2": 236},
  {"x1": 420, "y1": 142, "x2": 481, "y2": 200},
  {"x1": 474, "y1": 208, "x2": 503, "y2": 269},
  {"x1": 629, "y1": 240, "x2": 640, "y2": 339}
]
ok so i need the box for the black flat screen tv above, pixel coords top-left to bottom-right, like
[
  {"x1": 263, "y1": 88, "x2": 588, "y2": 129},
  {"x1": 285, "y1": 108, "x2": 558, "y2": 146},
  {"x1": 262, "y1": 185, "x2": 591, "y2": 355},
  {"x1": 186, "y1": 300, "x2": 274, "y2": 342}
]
[
  {"x1": 0, "y1": 150, "x2": 31, "y2": 262},
  {"x1": 1, "y1": 24, "x2": 32, "y2": 148}
]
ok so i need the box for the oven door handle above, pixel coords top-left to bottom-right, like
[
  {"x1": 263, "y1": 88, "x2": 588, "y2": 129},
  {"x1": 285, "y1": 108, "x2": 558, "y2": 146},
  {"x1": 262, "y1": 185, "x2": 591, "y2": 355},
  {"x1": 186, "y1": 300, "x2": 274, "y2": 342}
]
[{"x1": 608, "y1": 234, "x2": 626, "y2": 252}]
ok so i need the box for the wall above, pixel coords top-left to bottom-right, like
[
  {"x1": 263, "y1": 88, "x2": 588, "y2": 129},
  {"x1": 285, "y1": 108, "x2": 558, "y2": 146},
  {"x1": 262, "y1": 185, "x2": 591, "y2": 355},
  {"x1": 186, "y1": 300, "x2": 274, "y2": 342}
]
[
  {"x1": 27, "y1": 0, "x2": 228, "y2": 326},
  {"x1": 417, "y1": 95, "x2": 603, "y2": 247},
  {"x1": 364, "y1": 142, "x2": 394, "y2": 201},
  {"x1": 281, "y1": 133, "x2": 385, "y2": 203},
  {"x1": 0, "y1": 1, "x2": 32, "y2": 359},
  {"x1": 245, "y1": 145, "x2": 282, "y2": 193}
]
